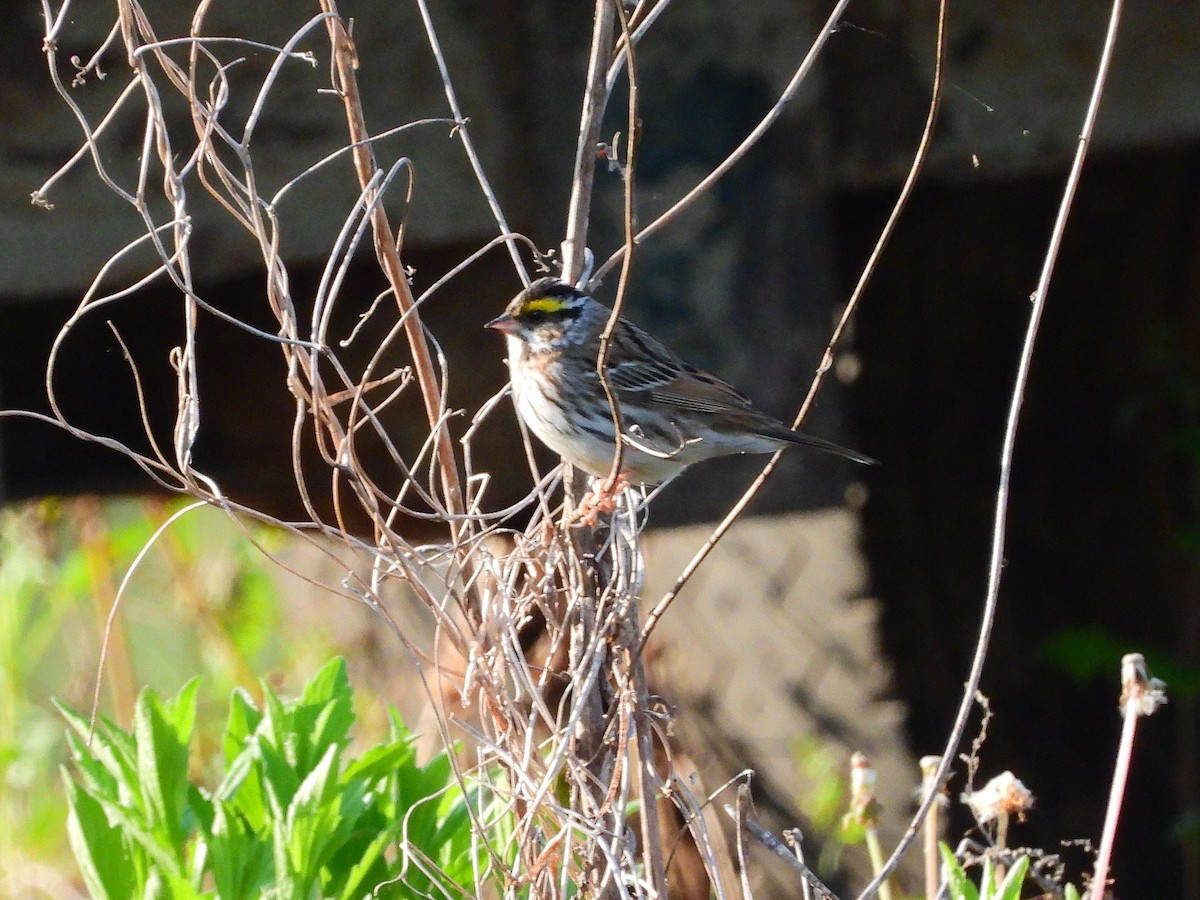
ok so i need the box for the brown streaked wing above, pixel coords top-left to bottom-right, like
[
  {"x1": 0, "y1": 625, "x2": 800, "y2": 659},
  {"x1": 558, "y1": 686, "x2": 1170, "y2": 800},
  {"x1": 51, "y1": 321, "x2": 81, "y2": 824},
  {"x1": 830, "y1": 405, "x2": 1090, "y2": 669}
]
[{"x1": 601, "y1": 319, "x2": 755, "y2": 415}]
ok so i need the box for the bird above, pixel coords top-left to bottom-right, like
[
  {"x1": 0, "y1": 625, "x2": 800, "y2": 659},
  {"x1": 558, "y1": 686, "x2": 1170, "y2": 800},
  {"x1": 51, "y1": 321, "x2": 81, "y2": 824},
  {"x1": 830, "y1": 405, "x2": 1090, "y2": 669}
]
[{"x1": 486, "y1": 277, "x2": 873, "y2": 512}]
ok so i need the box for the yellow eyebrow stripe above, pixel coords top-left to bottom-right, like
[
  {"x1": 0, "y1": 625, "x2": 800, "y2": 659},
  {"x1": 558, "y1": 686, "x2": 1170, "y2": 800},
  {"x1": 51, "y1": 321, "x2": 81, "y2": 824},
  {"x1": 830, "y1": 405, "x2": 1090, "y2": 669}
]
[{"x1": 523, "y1": 297, "x2": 568, "y2": 314}]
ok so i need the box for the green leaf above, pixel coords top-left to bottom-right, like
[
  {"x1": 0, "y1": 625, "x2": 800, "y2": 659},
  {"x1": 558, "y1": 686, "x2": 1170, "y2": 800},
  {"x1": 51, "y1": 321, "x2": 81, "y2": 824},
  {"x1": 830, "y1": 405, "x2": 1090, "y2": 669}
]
[
  {"x1": 163, "y1": 678, "x2": 201, "y2": 741},
  {"x1": 300, "y1": 657, "x2": 351, "y2": 708},
  {"x1": 940, "y1": 843, "x2": 979, "y2": 900},
  {"x1": 978, "y1": 857, "x2": 996, "y2": 900},
  {"x1": 433, "y1": 789, "x2": 476, "y2": 861},
  {"x1": 63, "y1": 731, "x2": 124, "y2": 807},
  {"x1": 159, "y1": 870, "x2": 208, "y2": 900},
  {"x1": 995, "y1": 855, "x2": 1030, "y2": 900},
  {"x1": 1065, "y1": 884, "x2": 1082, "y2": 900},
  {"x1": 69, "y1": 765, "x2": 187, "y2": 884},
  {"x1": 257, "y1": 736, "x2": 301, "y2": 819},
  {"x1": 387, "y1": 707, "x2": 412, "y2": 743},
  {"x1": 64, "y1": 769, "x2": 137, "y2": 900},
  {"x1": 215, "y1": 744, "x2": 255, "y2": 802},
  {"x1": 333, "y1": 826, "x2": 402, "y2": 900},
  {"x1": 306, "y1": 695, "x2": 355, "y2": 766},
  {"x1": 57, "y1": 701, "x2": 139, "y2": 793},
  {"x1": 133, "y1": 687, "x2": 194, "y2": 869},
  {"x1": 187, "y1": 783, "x2": 214, "y2": 838},
  {"x1": 204, "y1": 800, "x2": 274, "y2": 900},
  {"x1": 259, "y1": 687, "x2": 293, "y2": 766},
  {"x1": 341, "y1": 739, "x2": 416, "y2": 785},
  {"x1": 279, "y1": 659, "x2": 355, "y2": 780},
  {"x1": 283, "y1": 742, "x2": 343, "y2": 886},
  {"x1": 222, "y1": 687, "x2": 262, "y2": 764},
  {"x1": 219, "y1": 745, "x2": 268, "y2": 832},
  {"x1": 58, "y1": 708, "x2": 170, "y2": 869},
  {"x1": 55, "y1": 656, "x2": 514, "y2": 899}
]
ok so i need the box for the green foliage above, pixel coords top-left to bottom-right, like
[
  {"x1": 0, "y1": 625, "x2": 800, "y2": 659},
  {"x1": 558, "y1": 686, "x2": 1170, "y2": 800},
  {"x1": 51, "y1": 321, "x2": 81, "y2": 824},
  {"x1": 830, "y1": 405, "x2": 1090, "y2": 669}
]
[
  {"x1": 0, "y1": 498, "x2": 361, "y2": 886},
  {"x1": 938, "y1": 844, "x2": 1083, "y2": 900},
  {"x1": 792, "y1": 735, "x2": 854, "y2": 873},
  {"x1": 938, "y1": 844, "x2": 1030, "y2": 900},
  {"x1": 793, "y1": 736, "x2": 846, "y2": 831},
  {"x1": 60, "y1": 658, "x2": 490, "y2": 899}
]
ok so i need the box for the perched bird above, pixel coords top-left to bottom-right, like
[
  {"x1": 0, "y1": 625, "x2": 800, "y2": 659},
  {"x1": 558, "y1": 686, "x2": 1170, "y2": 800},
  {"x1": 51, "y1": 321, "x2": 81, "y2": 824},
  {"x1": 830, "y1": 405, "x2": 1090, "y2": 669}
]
[{"x1": 487, "y1": 277, "x2": 873, "y2": 496}]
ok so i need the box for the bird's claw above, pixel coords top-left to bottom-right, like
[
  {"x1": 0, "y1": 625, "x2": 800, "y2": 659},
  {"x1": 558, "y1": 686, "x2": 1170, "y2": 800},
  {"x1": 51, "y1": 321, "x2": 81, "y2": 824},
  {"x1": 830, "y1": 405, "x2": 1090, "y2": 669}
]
[{"x1": 574, "y1": 475, "x2": 632, "y2": 526}]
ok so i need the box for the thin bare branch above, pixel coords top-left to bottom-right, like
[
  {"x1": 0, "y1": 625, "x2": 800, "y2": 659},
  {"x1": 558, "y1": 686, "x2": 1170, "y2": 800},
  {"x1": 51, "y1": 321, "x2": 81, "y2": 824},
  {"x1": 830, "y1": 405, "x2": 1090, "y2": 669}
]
[
  {"x1": 643, "y1": 0, "x2": 946, "y2": 648},
  {"x1": 592, "y1": 0, "x2": 853, "y2": 286},
  {"x1": 318, "y1": 0, "x2": 475, "y2": 590},
  {"x1": 859, "y1": 0, "x2": 1125, "y2": 894},
  {"x1": 562, "y1": 0, "x2": 617, "y2": 284},
  {"x1": 1090, "y1": 653, "x2": 1166, "y2": 900},
  {"x1": 413, "y1": 0, "x2": 529, "y2": 285}
]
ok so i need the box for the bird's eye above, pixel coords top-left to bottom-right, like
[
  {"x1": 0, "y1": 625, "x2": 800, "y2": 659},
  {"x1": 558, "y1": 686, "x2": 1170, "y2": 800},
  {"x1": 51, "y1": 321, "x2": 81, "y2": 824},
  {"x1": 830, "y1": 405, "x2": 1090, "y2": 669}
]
[{"x1": 526, "y1": 310, "x2": 546, "y2": 323}]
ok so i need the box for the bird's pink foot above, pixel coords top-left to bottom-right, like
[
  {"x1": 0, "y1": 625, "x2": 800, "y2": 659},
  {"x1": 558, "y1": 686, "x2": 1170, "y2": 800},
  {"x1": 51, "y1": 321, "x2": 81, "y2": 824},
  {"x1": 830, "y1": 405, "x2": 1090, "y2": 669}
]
[{"x1": 575, "y1": 475, "x2": 633, "y2": 526}]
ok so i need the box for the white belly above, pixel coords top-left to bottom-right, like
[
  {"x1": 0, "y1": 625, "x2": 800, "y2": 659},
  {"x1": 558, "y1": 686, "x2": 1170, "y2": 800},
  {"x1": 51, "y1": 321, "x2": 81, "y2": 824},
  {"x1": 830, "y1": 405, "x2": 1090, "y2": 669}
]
[{"x1": 512, "y1": 368, "x2": 617, "y2": 476}]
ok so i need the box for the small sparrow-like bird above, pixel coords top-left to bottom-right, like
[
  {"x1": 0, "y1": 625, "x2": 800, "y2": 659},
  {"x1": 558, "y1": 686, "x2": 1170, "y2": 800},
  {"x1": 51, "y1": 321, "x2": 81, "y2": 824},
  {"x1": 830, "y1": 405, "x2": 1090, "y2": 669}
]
[{"x1": 487, "y1": 277, "x2": 873, "y2": 492}]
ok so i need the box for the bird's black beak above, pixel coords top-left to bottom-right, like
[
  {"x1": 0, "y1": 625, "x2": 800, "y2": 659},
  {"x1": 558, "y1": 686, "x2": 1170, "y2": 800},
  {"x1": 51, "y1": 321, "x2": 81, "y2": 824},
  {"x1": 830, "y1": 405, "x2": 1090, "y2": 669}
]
[{"x1": 486, "y1": 314, "x2": 519, "y2": 335}]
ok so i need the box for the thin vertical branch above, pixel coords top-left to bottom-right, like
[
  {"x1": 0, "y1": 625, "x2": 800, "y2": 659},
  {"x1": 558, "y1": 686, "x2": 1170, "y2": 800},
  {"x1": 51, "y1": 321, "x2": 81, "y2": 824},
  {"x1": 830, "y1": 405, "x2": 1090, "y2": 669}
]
[
  {"x1": 598, "y1": 0, "x2": 640, "y2": 493},
  {"x1": 562, "y1": 0, "x2": 616, "y2": 284},
  {"x1": 592, "y1": 0, "x2": 853, "y2": 285},
  {"x1": 605, "y1": 0, "x2": 674, "y2": 93},
  {"x1": 730, "y1": 789, "x2": 756, "y2": 900},
  {"x1": 412, "y1": 0, "x2": 529, "y2": 285},
  {"x1": 631, "y1": 643, "x2": 668, "y2": 895},
  {"x1": 859, "y1": 0, "x2": 1125, "y2": 894},
  {"x1": 920, "y1": 756, "x2": 944, "y2": 899},
  {"x1": 1090, "y1": 654, "x2": 1167, "y2": 900},
  {"x1": 317, "y1": 1, "x2": 472, "y2": 565},
  {"x1": 848, "y1": 752, "x2": 892, "y2": 900},
  {"x1": 641, "y1": 0, "x2": 947, "y2": 648}
]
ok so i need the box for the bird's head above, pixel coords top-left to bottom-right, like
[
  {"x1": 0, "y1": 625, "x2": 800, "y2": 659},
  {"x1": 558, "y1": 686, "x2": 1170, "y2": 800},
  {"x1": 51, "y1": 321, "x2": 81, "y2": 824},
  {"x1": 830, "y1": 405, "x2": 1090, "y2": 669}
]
[{"x1": 486, "y1": 277, "x2": 601, "y2": 353}]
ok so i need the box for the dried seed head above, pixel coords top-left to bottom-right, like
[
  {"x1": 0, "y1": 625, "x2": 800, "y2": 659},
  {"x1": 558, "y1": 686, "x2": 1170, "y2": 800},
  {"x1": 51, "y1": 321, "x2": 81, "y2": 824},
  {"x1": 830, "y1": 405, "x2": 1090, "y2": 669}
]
[
  {"x1": 1120, "y1": 653, "x2": 1167, "y2": 718},
  {"x1": 964, "y1": 771, "x2": 1035, "y2": 824},
  {"x1": 847, "y1": 751, "x2": 880, "y2": 825}
]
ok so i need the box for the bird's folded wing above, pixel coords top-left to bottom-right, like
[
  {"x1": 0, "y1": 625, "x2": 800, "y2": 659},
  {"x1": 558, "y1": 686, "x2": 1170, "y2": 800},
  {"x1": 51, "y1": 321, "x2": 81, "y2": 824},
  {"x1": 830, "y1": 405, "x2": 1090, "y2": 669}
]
[{"x1": 602, "y1": 321, "x2": 755, "y2": 416}]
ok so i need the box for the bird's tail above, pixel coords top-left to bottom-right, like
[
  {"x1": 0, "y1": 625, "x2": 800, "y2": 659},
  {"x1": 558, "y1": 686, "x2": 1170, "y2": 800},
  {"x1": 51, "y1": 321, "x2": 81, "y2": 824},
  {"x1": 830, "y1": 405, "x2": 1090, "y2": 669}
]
[{"x1": 769, "y1": 427, "x2": 877, "y2": 466}]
